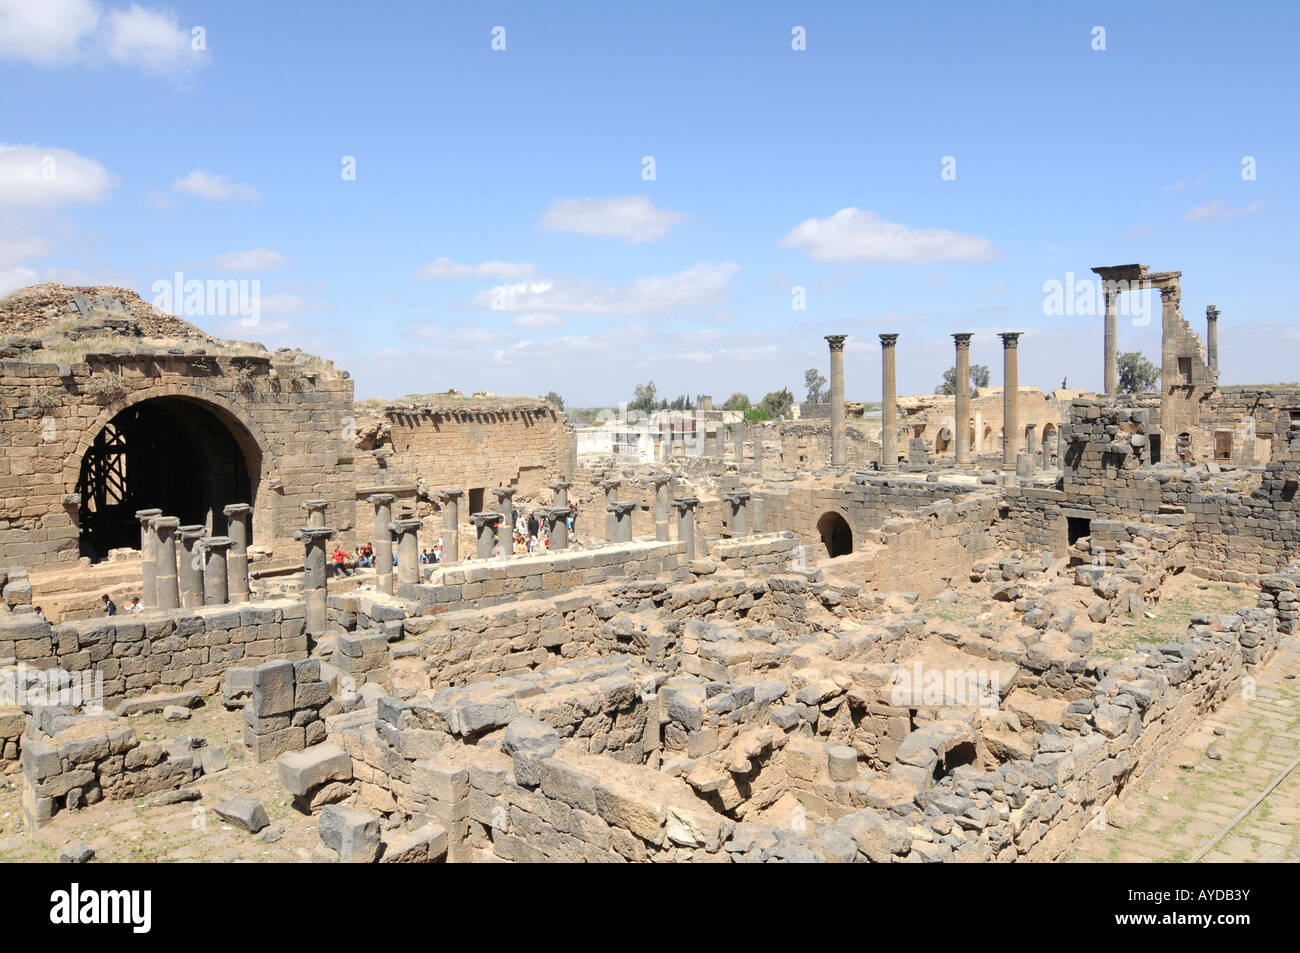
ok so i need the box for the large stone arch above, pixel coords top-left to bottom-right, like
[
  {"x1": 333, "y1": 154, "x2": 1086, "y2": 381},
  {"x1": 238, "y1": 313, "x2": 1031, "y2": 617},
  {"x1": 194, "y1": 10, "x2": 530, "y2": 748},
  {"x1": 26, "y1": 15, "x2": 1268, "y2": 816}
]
[{"x1": 63, "y1": 385, "x2": 273, "y2": 558}]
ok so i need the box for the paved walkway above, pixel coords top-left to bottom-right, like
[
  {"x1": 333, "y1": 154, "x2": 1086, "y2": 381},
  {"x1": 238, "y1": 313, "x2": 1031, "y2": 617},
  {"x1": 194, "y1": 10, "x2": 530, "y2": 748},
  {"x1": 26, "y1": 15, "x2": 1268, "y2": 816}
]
[{"x1": 1068, "y1": 637, "x2": 1300, "y2": 863}]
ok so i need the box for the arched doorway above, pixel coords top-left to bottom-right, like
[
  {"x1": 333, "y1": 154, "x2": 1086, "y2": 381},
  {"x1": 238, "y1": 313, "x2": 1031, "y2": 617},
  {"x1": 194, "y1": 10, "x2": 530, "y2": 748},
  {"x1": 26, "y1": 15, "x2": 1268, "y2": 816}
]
[
  {"x1": 75, "y1": 397, "x2": 260, "y2": 559},
  {"x1": 817, "y1": 511, "x2": 853, "y2": 558}
]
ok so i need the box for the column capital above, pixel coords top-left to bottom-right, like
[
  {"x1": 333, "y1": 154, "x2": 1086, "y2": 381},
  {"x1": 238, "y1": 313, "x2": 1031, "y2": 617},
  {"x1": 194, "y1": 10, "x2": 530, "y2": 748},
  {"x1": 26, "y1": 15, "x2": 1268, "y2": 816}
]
[
  {"x1": 469, "y1": 511, "x2": 504, "y2": 527},
  {"x1": 998, "y1": 331, "x2": 1022, "y2": 349},
  {"x1": 150, "y1": 516, "x2": 179, "y2": 533},
  {"x1": 607, "y1": 500, "x2": 638, "y2": 515},
  {"x1": 1206, "y1": 305, "x2": 1220, "y2": 321},
  {"x1": 135, "y1": 507, "x2": 162, "y2": 524},
  {"x1": 546, "y1": 480, "x2": 572, "y2": 490},
  {"x1": 434, "y1": 487, "x2": 463, "y2": 502},
  {"x1": 879, "y1": 333, "x2": 899, "y2": 348},
  {"x1": 202, "y1": 536, "x2": 233, "y2": 552},
  {"x1": 724, "y1": 490, "x2": 752, "y2": 504},
  {"x1": 825, "y1": 334, "x2": 847, "y2": 351},
  {"x1": 671, "y1": 496, "x2": 700, "y2": 511},
  {"x1": 222, "y1": 502, "x2": 252, "y2": 518},
  {"x1": 952, "y1": 332, "x2": 973, "y2": 349},
  {"x1": 293, "y1": 526, "x2": 337, "y2": 542},
  {"x1": 365, "y1": 493, "x2": 396, "y2": 506},
  {"x1": 177, "y1": 524, "x2": 206, "y2": 542},
  {"x1": 387, "y1": 518, "x2": 422, "y2": 535},
  {"x1": 301, "y1": 499, "x2": 328, "y2": 511},
  {"x1": 492, "y1": 487, "x2": 517, "y2": 499}
]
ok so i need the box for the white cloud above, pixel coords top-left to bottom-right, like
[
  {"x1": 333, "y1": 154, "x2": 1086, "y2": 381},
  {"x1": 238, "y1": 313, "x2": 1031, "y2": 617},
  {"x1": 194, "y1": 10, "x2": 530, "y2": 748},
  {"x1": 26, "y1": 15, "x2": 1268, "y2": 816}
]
[
  {"x1": 103, "y1": 3, "x2": 204, "y2": 76},
  {"x1": 512, "y1": 312, "x2": 564, "y2": 330},
  {"x1": 0, "y1": 265, "x2": 37, "y2": 296},
  {"x1": 540, "y1": 195, "x2": 687, "y2": 243},
  {"x1": 1181, "y1": 200, "x2": 1265, "y2": 224},
  {"x1": 780, "y1": 207, "x2": 999, "y2": 264},
  {"x1": 0, "y1": 0, "x2": 99, "y2": 66},
  {"x1": 0, "y1": 0, "x2": 205, "y2": 76},
  {"x1": 260, "y1": 294, "x2": 328, "y2": 316},
  {"x1": 171, "y1": 169, "x2": 260, "y2": 202},
  {"x1": 0, "y1": 144, "x2": 115, "y2": 206},
  {"x1": 414, "y1": 257, "x2": 538, "y2": 281},
  {"x1": 0, "y1": 234, "x2": 53, "y2": 268},
  {"x1": 1162, "y1": 173, "x2": 1207, "y2": 193},
  {"x1": 211, "y1": 248, "x2": 288, "y2": 272},
  {"x1": 470, "y1": 262, "x2": 738, "y2": 317}
]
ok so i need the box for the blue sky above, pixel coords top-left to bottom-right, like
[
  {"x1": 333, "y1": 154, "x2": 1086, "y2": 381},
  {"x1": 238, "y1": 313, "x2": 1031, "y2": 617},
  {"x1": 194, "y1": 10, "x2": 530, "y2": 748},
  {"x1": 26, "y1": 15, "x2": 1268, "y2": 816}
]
[{"x1": 1, "y1": 0, "x2": 1295, "y2": 405}]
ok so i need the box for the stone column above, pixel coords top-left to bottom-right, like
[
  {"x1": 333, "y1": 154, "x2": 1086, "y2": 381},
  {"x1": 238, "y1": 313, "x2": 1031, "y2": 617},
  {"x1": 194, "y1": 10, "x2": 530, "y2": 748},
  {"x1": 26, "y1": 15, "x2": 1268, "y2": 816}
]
[
  {"x1": 725, "y1": 490, "x2": 751, "y2": 537},
  {"x1": 1206, "y1": 305, "x2": 1220, "y2": 376},
  {"x1": 366, "y1": 494, "x2": 395, "y2": 595},
  {"x1": 1103, "y1": 283, "x2": 1118, "y2": 397},
  {"x1": 222, "y1": 503, "x2": 252, "y2": 604},
  {"x1": 651, "y1": 473, "x2": 672, "y2": 542},
  {"x1": 953, "y1": 333, "x2": 973, "y2": 465},
  {"x1": 177, "y1": 525, "x2": 206, "y2": 609},
  {"x1": 472, "y1": 512, "x2": 504, "y2": 559},
  {"x1": 751, "y1": 495, "x2": 766, "y2": 534},
  {"x1": 599, "y1": 478, "x2": 621, "y2": 539},
  {"x1": 826, "y1": 334, "x2": 847, "y2": 467},
  {"x1": 492, "y1": 488, "x2": 517, "y2": 533},
  {"x1": 609, "y1": 501, "x2": 636, "y2": 543},
  {"x1": 672, "y1": 496, "x2": 699, "y2": 561},
  {"x1": 151, "y1": 516, "x2": 180, "y2": 611},
  {"x1": 1159, "y1": 285, "x2": 1180, "y2": 442},
  {"x1": 390, "y1": 518, "x2": 422, "y2": 590},
  {"x1": 544, "y1": 507, "x2": 569, "y2": 550},
  {"x1": 733, "y1": 425, "x2": 746, "y2": 465},
  {"x1": 435, "y1": 489, "x2": 463, "y2": 563},
  {"x1": 753, "y1": 425, "x2": 765, "y2": 472},
  {"x1": 879, "y1": 333, "x2": 899, "y2": 472},
  {"x1": 293, "y1": 526, "x2": 336, "y2": 637},
  {"x1": 135, "y1": 507, "x2": 161, "y2": 607},
  {"x1": 1026, "y1": 423, "x2": 1038, "y2": 470},
  {"x1": 302, "y1": 499, "x2": 329, "y2": 528},
  {"x1": 203, "y1": 536, "x2": 232, "y2": 605},
  {"x1": 999, "y1": 333, "x2": 1022, "y2": 474},
  {"x1": 547, "y1": 480, "x2": 572, "y2": 508}
]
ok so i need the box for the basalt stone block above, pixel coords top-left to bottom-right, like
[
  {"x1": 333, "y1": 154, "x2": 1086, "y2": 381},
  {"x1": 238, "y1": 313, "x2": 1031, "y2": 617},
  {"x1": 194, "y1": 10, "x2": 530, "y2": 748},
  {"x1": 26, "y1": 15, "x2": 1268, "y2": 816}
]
[
  {"x1": 215, "y1": 795, "x2": 270, "y2": 833},
  {"x1": 320, "y1": 804, "x2": 382, "y2": 863},
  {"x1": 278, "y1": 743, "x2": 353, "y2": 797},
  {"x1": 251, "y1": 660, "x2": 296, "y2": 717}
]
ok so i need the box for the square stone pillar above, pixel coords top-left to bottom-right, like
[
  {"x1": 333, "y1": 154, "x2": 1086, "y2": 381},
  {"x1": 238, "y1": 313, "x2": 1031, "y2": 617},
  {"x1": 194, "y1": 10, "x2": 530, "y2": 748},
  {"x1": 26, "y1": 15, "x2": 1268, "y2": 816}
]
[
  {"x1": 672, "y1": 496, "x2": 699, "y2": 561},
  {"x1": 1206, "y1": 305, "x2": 1220, "y2": 376},
  {"x1": 366, "y1": 494, "x2": 395, "y2": 595},
  {"x1": 751, "y1": 495, "x2": 766, "y2": 534},
  {"x1": 222, "y1": 503, "x2": 252, "y2": 604},
  {"x1": 999, "y1": 332, "x2": 1022, "y2": 472},
  {"x1": 1016, "y1": 452, "x2": 1035, "y2": 482},
  {"x1": 293, "y1": 526, "x2": 336, "y2": 637},
  {"x1": 389, "y1": 518, "x2": 422, "y2": 592},
  {"x1": 725, "y1": 489, "x2": 751, "y2": 537},
  {"x1": 753, "y1": 425, "x2": 765, "y2": 472},
  {"x1": 471, "y1": 512, "x2": 505, "y2": 559},
  {"x1": 651, "y1": 473, "x2": 672, "y2": 541},
  {"x1": 435, "y1": 489, "x2": 463, "y2": 563},
  {"x1": 547, "y1": 480, "x2": 572, "y2": 508},
  {"x1": 879, "y1": 333, "x2": 899, "y2": 472},
  {"x1": 733, "y1": 425, "x2": 746, "y2": 465},
  {"x1": 953, "y1": 333, "x2": 973, "y2": 465},
  {"x1": 492, "y1": 488, "x2": 517, "y2": 533},
  {"x1": 1025, "y1": 423, "x2": 1038, "y2": 470},
  {"x1": 608, "y1": 501, "x2": 636, "y2": 543},
  {"x1": 135, "y1": 507, "x2": 162, "y2": 607},
  {"x1": 203, "y1": 536, "x2": 232, "y2": 605},
  {"x1": 1159, "y1": 285, "x2": 1180, "y2": 442},
  {"x1": 177, "y1": 525, "x2": 206, "y2": 609},
  {"x1": 302, "y1": 499, "x2": 329, "y2": 528},
  {"x1": 151, "y1": 516, "x2": 181, "y2": 610},
  {"x1": 544, "y1": 507, "x2": 569, "y2": 550},
  {"x1": 826, "y1": 334, "x2": 847, "y2": 467}
]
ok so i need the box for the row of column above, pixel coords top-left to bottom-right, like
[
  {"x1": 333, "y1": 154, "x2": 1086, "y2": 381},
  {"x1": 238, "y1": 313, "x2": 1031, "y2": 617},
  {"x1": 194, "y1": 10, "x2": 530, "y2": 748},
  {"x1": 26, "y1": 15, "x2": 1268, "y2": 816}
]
[
  {"x1": 824, "y1": 330, "x2": 1029, "y2": 474},
  {"x1": 1101, "y1": 287, "x2": 1219, "y2": 396},
  {"x1": 134, "y1": 504, "x2": 253, "y2": 611}
]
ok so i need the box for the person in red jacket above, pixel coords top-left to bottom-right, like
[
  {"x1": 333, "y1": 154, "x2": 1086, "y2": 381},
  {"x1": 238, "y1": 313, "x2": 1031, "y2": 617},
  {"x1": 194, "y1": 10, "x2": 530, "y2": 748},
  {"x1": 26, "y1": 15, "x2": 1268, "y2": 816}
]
[{"x1": 332, "y1": 546, "x2": 353, "y2": 577}]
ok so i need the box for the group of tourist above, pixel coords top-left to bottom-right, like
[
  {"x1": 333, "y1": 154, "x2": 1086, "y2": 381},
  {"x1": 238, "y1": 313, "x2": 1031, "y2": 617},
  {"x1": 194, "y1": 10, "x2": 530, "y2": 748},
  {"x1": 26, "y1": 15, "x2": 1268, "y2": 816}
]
[{"x1": 501, "y1": 502, "x2": 578, "y2": 557}]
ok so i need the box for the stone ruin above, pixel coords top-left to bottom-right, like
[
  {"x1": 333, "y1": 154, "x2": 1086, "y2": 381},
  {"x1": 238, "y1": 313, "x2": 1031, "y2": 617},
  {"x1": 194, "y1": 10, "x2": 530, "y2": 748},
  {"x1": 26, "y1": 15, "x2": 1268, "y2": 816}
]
[{"x1": 1, "y1": 265, "x2": 1299, "y2": 864}]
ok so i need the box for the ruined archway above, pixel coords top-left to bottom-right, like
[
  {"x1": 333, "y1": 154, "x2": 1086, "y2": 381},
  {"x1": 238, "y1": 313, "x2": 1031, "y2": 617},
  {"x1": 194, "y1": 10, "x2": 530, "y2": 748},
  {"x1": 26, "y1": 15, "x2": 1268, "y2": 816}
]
[
  {"x1": 817, "y1": 511, "x2": 853, "y2": 558},
  {"x1": 75, "y1": 396, "x2": 261, "y2": 559}
]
